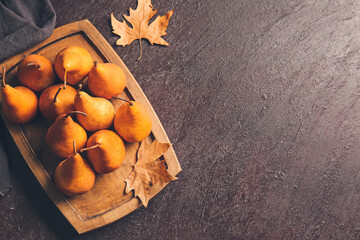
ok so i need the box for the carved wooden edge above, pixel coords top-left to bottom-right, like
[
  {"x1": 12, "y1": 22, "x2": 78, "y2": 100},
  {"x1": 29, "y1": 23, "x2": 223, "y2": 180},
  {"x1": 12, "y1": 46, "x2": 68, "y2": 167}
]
[{"x1": 0, "y1": 19, "x2": 182, "y2": 234}]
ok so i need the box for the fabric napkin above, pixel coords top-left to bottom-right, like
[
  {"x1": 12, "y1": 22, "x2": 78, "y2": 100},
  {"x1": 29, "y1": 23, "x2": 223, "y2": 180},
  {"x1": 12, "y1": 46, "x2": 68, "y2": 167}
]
[{"x1": 0, "y1": 0, "x2": 56, "y2": 195}]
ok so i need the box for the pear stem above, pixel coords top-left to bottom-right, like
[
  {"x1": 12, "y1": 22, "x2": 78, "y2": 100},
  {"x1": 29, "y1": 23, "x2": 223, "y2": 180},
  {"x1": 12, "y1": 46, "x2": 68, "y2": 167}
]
[
  {"x1": 80, "y1": 144, "x2": 101, "y2": 153},
  {"x1": 112, "y1": 96, "x2": 133, "y2": 106},
  {"x1": 94, "y1": 61, "x2": 98, "y2": 67},
  {"x1": 26, "y1": 63, "x2": 41, "y2": 69},
  {"x1": 63, "y1": 68, "x2": 68, "y2": 89},
  {"x1": 65, "y1": 111, "x2": 87, "y2": 118},
  {"x1": 77, "y1": 84, "x2": 82, "y2": 93},
  {"x1": 137, "y1": 38, "x2": 143, "y2": 61},
  {"x1": 53, "y1": 86, "x2": 62, "y2": 103},
  {"x1": 1, "y1": 66, "x2": 6, "y2": 87},
  {"x1": 73, "y1": 140, "x2": 77, "y2": 155}
]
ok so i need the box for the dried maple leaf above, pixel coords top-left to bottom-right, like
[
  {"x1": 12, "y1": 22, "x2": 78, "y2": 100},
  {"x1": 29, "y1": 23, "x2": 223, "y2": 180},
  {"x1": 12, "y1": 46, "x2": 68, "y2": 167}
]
[
  {"x1": 111, "y1": 0, "x2": 174, "y2": 60},
  {"x1": 125, "y1": 139, "x2": 177, "y2": 207}
]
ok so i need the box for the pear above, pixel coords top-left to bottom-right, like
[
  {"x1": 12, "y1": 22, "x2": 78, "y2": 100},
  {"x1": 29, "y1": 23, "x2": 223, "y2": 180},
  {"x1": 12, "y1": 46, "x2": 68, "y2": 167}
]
[
  {"x1": 113, "y1": 97, "x2": 152, "y2": 142},
  {"x1": 46, "y1": 111, "x2": 87, "y2": 158},
  {"x1": 54, "y1": 46, "x2": 93, "y2": 87},
  {"x1": 17, "y1": 54, "x2": 55, "y2": 92},
  {"x1": 1, "y1": 66, "x2": 38, "y2": 124},
  {"x1": 87, "y1": 62, "x2": 126, "y2": 99},
  {"x1": 39, "y1": 83, "x2": 77, "y2": 120},
  {"x1": 81, "y1": 130, "x2": 125, "y2": 174},
  {"x1": 54, "y1": 140, "x2": 95, "y2": 196},
  {"x1": 74, "y1": 84, "x2": 115, "y2": 132}
]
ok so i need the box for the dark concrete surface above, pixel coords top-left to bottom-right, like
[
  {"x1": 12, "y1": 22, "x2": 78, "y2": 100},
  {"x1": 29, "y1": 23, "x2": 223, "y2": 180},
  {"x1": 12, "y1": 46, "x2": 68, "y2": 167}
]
[{"x1": 1, "y1": 0, "x2": 360, "y2": 239}]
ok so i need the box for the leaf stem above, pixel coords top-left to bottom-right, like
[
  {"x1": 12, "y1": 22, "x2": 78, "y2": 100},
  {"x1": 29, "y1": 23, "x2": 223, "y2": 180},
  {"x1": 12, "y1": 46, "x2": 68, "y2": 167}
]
[
  {"x1": 80, "y1": 144, "x2": 101, "y2": 153},
  {"x1": 137, "y1": 38, "x2": 143, "y2": 61}
]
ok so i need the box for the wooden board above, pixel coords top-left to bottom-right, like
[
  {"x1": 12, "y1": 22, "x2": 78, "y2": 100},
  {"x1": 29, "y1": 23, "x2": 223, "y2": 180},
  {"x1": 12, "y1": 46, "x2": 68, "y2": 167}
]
[{"x1": 0, "y1": 19, "x2": 181, "y2": 234}]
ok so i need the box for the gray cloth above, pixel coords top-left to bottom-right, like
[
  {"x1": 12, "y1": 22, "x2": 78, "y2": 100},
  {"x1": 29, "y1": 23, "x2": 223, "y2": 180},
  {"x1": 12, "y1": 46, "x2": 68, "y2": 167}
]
[
  {"x1": 0, "y1": 0, "x2": 56, "y2": 195},
  {"x1": 0, "y1": 0, "x2": 56, "y2": 62}
]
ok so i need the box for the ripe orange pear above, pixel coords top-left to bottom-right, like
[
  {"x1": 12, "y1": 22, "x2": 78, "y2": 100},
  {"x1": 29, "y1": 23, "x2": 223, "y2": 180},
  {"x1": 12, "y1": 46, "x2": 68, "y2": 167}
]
[
  {"x1": 81, "y1": 130, "x2": 125, "y2": 174},
  {"x1": 54, "y1": 46, "x2": 93, "y2": 87},
  {"x1": 54, "y1": 140, "x2": 95, "y2": 196},
  {"x1": 17, "y1": 54, "x2": 55, "y2": 92},
  {"x1": 87, "y1": 62, "x2": 126, "y2": 99},
  {"x1": 74, "y1": 84, "x2": 115, "y2": 132},
  {"x1": 39, "y1": 83, "x2": 77, "y2": 120},
  {"x1": 46, "y1": 111, "x2": 88, "y2": 158},
  {"x1": 1, "y1": 67, "x2": 38, "y2": 124},
  {"x1": 113, "y1": 97, "x2": 152, "y2": 142}
]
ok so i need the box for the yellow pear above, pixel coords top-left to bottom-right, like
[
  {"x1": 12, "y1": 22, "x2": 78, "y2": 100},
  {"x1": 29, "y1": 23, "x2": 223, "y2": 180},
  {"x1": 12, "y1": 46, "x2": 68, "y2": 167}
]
[
  {"x1": 17, "y1": 54, "x2": 55, "y2": 92},
  {"x1": 46, "y1": 111, "x2": 88, "y2": 158},
  {"x1": 113, "y1": 97, "x2": 152, "y2": 142},
  {"x1": 39, "y1": 83, "x2": 77, "y2": 120},
  {"x1": 54, "y1": 140, "x2": 95, "y2": 196},
  {"x1": 74, "y1": 84, "x2": 115, "y2": 132},
  {"x1": 1, "y1": 67, "x2": 38, "y2": 124},
  {"x1": 54, "y1": 46, "x2": 93, "y2": 87},
  {"x1": 81, "y1": 130, "x2": 125, "y2": 174},
  {"x1": 87, "y1": 62, "x2": 126, "y2": 99}
]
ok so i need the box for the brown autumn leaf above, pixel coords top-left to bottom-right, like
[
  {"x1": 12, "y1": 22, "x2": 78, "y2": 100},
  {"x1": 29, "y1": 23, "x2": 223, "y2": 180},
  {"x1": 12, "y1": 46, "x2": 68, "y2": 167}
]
[
  {"x1": 111, "y1": 0, "x2": 174, "y2": 60},
  {"x1": 125, "y1": 139, "x2": 177, "y2": 207}
]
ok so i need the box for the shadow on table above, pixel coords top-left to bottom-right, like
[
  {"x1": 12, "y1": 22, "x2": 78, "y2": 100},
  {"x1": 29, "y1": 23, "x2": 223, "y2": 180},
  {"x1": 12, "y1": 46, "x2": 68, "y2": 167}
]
[{"x1": 1, "y1": 117, "x2": 78, "y2": 239}]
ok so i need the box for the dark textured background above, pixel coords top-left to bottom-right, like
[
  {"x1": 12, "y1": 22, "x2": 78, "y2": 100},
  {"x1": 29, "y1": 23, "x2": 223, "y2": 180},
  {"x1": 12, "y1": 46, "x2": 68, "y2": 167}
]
[{"x1": 1, "y1": 0, "x2": 360, "y2": 239}]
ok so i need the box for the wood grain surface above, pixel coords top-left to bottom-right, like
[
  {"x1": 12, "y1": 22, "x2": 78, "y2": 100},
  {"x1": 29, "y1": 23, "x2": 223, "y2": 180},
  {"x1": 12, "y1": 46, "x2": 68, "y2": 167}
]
[{"x1": 1, "y1": 0, "x2": 360, "y2": 239}]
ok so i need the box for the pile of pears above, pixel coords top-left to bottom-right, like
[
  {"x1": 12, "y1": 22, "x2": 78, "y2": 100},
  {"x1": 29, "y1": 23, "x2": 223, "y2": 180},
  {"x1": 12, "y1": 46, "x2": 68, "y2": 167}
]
[{"x1": 1, "y1": 46, "x2": 152, "y2": 196}]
